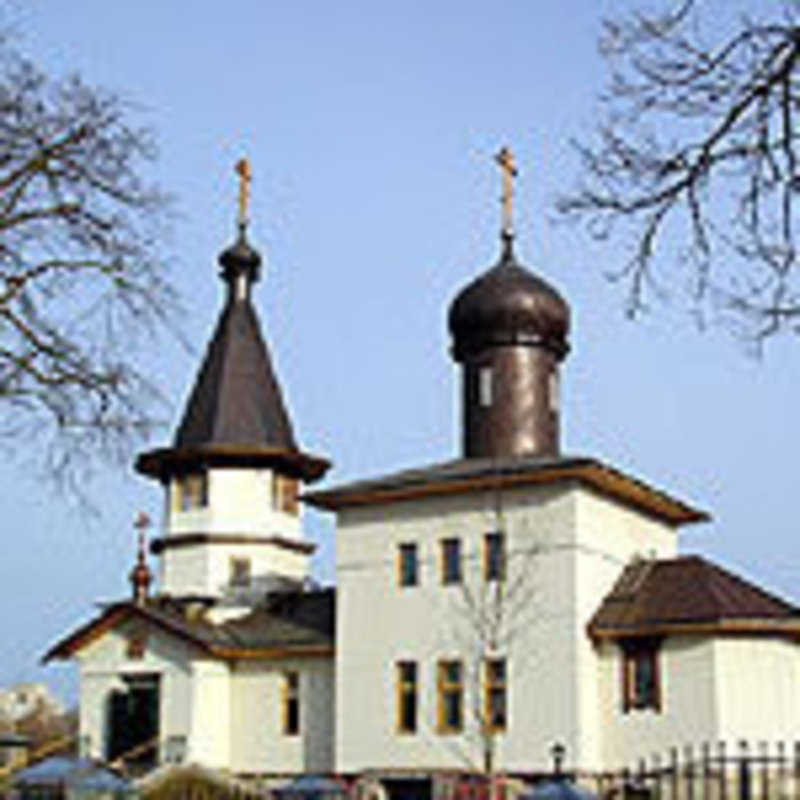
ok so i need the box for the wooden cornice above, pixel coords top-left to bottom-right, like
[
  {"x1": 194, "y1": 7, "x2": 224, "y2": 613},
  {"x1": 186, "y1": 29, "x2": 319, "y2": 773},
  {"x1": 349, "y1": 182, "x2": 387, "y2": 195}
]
[
  {"x1": 589, "y1": 618, "x2": 800, "y2": 643},
  {"x1": 305, "y1": 460, "x2": 708, "y2": 526}
]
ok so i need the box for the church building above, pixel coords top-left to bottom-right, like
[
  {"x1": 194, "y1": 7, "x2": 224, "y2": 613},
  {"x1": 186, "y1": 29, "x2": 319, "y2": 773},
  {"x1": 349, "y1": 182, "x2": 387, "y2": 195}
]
[{"x1": 46, "y1": 154, "x2": 800, "y2": 779}]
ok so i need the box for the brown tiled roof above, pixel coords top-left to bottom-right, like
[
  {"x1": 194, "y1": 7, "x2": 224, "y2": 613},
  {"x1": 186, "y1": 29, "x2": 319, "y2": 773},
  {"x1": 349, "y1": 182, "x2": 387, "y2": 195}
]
[
  {"x1": 303, "y1": 454, "x2": 708, "y2": 525},
  {"x1": 44, "y1": 588, "x2": 335, "y2": 662},
  {"x1": 589, "y1": 556, "x2": 800, "y2": 640}
]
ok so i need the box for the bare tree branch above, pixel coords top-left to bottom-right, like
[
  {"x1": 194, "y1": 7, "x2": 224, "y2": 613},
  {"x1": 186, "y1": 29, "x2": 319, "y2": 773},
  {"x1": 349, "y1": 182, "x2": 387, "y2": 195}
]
[
  {"x1": 559, "y1": 0, "x2": 800, "y2": 344},
  {"x1": 0, "y1": 26, "x2": 180, "y2": 495}
]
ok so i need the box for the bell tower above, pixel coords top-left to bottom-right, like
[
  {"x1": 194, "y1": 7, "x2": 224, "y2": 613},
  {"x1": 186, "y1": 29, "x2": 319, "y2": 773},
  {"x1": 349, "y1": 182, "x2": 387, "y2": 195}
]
[
  {"x1": 448, "y1": 148, "x2": 570, "y2": 459},
  {"x1": 136, "y1": 159, "x2": 330, "y2": 599}
]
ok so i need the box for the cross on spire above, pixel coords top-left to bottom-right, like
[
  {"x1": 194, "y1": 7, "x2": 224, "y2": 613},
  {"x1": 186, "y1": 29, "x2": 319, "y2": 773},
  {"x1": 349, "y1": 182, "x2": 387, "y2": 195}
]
[
  {"x1": 235, "y1": 157, "x2": 252, "y2": 228},
  {"x1": 495, "y1": 146, "x2": 518, "y2": 237}
]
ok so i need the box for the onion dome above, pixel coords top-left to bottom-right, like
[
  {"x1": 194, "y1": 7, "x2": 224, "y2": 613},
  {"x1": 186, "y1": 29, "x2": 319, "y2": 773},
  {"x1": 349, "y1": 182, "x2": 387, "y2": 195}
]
[{"x1": 448, "y1": 232, "x2": 570, "y2": 362}]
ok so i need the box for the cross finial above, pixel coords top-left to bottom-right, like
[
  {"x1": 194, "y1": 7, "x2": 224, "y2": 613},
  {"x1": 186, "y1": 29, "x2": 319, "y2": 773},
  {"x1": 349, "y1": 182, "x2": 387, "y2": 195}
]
[
  {"x1": 131, "y1": 511, "x2": 152, "y2": 605},
  {"x1": 235, "y1": 157, "x2": 252, "y2": 228},
  {"x1": 495, "y1": 146, "x2": 518, "y2": 237}
]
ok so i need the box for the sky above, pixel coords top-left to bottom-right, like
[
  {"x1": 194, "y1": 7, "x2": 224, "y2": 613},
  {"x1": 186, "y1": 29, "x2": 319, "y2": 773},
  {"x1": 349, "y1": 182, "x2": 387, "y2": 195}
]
[{"x1": 1, "y1": 0, "x2": 798, "y2": 705}]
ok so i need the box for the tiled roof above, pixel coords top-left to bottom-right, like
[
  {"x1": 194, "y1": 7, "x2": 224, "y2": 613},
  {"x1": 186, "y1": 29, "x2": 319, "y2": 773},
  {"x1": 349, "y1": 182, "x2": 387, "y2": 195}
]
[
  {"x1": 589, "y1": 556, "x2": 800, "y2": 639},
  {"x1": 44, "y1": 588, "x2": 335, "y2": 662},
  {"x1": 304, "y1": 454, "x2": 708, "y2": 525}
]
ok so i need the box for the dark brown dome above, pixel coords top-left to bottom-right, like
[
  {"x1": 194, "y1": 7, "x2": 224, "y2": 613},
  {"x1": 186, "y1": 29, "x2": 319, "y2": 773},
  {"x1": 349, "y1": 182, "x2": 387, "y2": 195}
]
[{"x1": 448, "y1": 233, "x2": 570, "y2": 361}]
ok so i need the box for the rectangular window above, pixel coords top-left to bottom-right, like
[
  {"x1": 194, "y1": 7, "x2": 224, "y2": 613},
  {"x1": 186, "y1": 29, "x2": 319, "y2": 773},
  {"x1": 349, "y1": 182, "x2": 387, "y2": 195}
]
[
  {"x1": 282, "y1": 671, "x2": 300, "y2": 735},
  {"x1": 484, "y1": 658, "x2": 507, "y2": 732},
  {"x1": 484, "y1": 532, "x2": 505, "y2": 581},
  {"x1": 273, "y1": 475, "x2": 299, "y2": 515},
  {"x1": 396, "y1": 661, "x2": 417, "y2": 733},
  {"x1": 437, "y1": 660, "x2": 463, "y2": 733},
  {"x1": 175, "y1": 473, "x2": 208, "y2": 511},
  {"x1": 479, "y1": 366, "x2": 493, "y2": 407},
  {"x1": 230, "y1": 557, "x2": 251, "y2": 587},
  {"x1": 398, "y1": 543, "x2": 419, "y2": 587},
  {"x1": 622, "y1": 639, "x2": 661, "y2": 712},
  {"x1": 441, "y1": 538, "x2": 462, "y2": 585}
]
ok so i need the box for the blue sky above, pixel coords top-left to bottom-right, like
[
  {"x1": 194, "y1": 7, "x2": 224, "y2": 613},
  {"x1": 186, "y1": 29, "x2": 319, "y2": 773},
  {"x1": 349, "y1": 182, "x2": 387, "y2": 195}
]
[{"x1": 2, "y1": 0, "x2": 798, "y2": 703}]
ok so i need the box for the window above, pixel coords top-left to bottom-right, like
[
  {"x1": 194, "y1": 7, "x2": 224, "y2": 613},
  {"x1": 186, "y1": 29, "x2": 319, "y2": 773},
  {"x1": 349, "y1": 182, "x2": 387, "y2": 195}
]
[
  {"x1": 396, "y1": 661, "x2": 417, "y2": 733},
  {"x1": 437, "y1": 660, "x2": 463, "y2": 733},
  {"x1": 441, "y1": 538, "x2": 462, "y2": 585},
  {"x1": 174, "y1": 472, "x2": 208, "y2": 511},
  {"x1": 398, "y1": 543, "x2": 418, "y2": 587},
  {"x1": 479, "y1": 366, "x2": 493, "y2": 407},
  {"x1": 273, "y1": 475, "x2": 299, "y2": 515},
  {"x1": 126, "y1": 629, "x2": 148, "y2": 660},
  {"x1": 282, "y1": 671, "x2": 300, "y2": 735},
  {"x1": 484, "y1": 532, "x2": 505, "y2": 581},
  {"x1": 622, "y1": 639, "x2": 661, "y2": 712},
  {"x1": 230, "y1": 557, "x2": 251, "y2": 587},
  {"x1": 484, "y1": 658, "x2": 507, "y2": 732},
  {"x1": 548, "y1": 369, "x2": 560, "y2": 413}
]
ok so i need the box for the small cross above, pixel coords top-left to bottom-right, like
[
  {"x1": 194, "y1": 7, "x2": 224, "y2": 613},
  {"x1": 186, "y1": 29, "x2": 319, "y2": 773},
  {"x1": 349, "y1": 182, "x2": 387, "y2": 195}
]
[
  {"x1": 495, "y1": 146, "x2": 518, "y2": 236},
  {"x1": 235, "y1": 157, "x2": 252, "y2": 226},
  {"x1": 134, "y1": 511, "x2": 151, "y2": 552}
]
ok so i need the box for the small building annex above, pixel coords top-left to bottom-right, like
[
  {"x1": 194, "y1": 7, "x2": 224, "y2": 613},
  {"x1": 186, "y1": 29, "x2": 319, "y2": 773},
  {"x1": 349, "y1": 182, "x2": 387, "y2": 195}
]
[{"x1": 45, "y1": 156, "x2": 800, "y2": 778}]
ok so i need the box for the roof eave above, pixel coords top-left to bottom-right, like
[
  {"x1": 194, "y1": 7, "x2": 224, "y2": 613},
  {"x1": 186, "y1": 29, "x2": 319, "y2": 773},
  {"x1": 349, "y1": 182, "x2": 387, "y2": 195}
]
[
  {"x1": 303, "y1": 459, "x2": 709, "y2": 526},
  {"x1": 588, "y1": 617, "x2": 800, "y2": 642},
  {"x1": 136, "y1": 444, "x2": 331, "y2": 484}
]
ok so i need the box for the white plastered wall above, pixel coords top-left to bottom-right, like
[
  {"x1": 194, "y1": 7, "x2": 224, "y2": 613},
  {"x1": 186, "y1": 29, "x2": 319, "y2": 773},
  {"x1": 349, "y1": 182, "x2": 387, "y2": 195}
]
[
  {"x1": 713, "y1": 636, "x2": 800, "y2": 743},
  {"x1": 160, "y1": 467, "x2": 311, "y2": 597},
  {"x1": 76, "y1": 620, "x2": 195, "y2": 763},
  {"x1": 230, "y1": 658, "x2": 335, "y2": 774},
  {"x1": 573, "y1": 489, "x2": 678, "y2": 769},
  {"x1": 188, "y1": 659, "x2": 231, "y2": 768},
  {"x1": 597, "y1": 636, "x2": 718, "y2": 769},
  {"x1": 334, "y1": 481, "x2": 682, "y2": 774}
]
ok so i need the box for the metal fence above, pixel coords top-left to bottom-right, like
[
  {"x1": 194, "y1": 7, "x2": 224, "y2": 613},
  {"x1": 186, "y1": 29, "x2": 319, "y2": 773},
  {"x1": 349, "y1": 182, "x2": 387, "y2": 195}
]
[{"x1": 589, "y1": 741, "x2": 800, "y2": 800}]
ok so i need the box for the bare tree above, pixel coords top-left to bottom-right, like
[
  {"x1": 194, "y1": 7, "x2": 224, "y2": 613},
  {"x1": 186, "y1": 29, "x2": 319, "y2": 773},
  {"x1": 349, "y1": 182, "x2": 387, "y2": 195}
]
[
  {"x1": 439, "y1": 490, "x2": 540, "y2": 780},
  {"x1": 0, "y1": 26, "x2": 177, "y2": 489},
  {"x1": 559, "y1": 0, "x2": 800, "y2": 343}
]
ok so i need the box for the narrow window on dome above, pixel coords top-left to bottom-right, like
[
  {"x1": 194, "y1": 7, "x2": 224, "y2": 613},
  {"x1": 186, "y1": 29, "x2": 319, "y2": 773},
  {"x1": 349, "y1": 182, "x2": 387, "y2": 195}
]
[
  {"x1": 548, "y1": 369, "x2": 560, "y2": 413},
  {"x1": 479, "y1": 366, "x2": 493, "y2": 408}
]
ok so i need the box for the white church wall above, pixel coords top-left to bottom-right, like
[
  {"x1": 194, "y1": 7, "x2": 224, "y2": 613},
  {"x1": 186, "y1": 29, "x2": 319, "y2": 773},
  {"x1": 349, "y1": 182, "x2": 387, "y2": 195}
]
[
  {"x1": 334, "y1": 483, "x2": 582, "y2": 774},
  {"x1": 169, "y1": 469, "x2": 304, "y2": 539},
  {"x1": 161, "y1": 467, "x2": 312, "y2": 597},
  {"x1": 188, "y1": 660, "x2": 231, "y2": 768},
  {"x1": 713, "y1": 636, "x2": 800, "y2": 743},
  {"x1": 573, "y1": 490, "x2": 679, "y2": 769},
  {"x1": 230, "y1": 658, "x2": 334, "y2": 774},
  {"x1": 160, "y1": 547, "x2": 210, "y2": 597},
  {"x1": 597, "y1": 637, "x2": 718, "y2": 768},
  {"x1": 76, "y1": 620, "x2": 195, "y2": 762}
]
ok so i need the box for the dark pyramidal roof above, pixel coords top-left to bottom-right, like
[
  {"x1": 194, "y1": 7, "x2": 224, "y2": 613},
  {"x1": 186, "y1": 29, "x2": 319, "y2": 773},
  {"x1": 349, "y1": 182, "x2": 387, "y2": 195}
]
[
  {"x1": 589, "y1": 555, "x2": 800, "y2": 639},
  {"x1": 136, "y1": 223, "x2": 329, "y2": 483},
  {"x1": 175, "y1": 298, "x2": 297, "y2": 451}
]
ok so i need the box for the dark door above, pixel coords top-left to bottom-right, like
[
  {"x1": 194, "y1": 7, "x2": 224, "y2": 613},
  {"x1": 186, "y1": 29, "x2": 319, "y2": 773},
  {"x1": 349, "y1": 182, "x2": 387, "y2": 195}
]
[{"x1": 107, "y1": 674, "x2": 160, "y2": 767}]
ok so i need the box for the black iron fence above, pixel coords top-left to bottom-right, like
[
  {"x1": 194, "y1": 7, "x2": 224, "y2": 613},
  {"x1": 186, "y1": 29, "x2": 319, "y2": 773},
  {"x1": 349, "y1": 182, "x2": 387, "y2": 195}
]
[{"x1": 591, "y1": 741, "x2": 800, "y2": 800}]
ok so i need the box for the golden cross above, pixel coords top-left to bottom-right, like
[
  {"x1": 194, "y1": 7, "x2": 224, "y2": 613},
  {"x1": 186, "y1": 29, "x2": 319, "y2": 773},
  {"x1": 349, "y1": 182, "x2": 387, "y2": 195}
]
[
  {"x1": 495, "y1": 146, "x2": 518, "y2": 235},
  {"x1": 235, "y1": 157, "x2": 252, "y2": 226}
]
